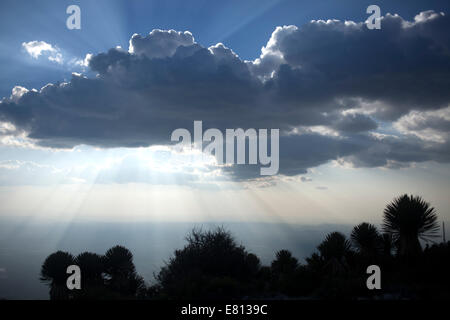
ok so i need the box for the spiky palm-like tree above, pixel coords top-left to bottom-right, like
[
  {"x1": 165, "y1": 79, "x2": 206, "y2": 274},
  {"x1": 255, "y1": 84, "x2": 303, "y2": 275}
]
[
  {"x1": 317, "y1": 232, "x2": 352, "y2": 275},
  {"x1": 381, "y1": 233, "x2": 394, "y2": 257},
  {"x1": 318, "y1": 232, "x2": 352, "y2": 261},
  {"x1": 271, "y1": 250, "x2": 298, "y2": 275},
  {"x1": 103, "y1": 245, "x2": 141, "y2": 296},
  {"x1": 382, "y1": 194, "x2": 440, "y2": 257},
  {"x1": 351, "y1": 223, "x2": 382, "y2": 257},
  {"x1": 104, "y1": 245, "x2": 136, "y2": 277},
  {"x1": 40, "y1": 251, "x2": 75, "y2": 300},
  {"x1": 75, "y1": 252, "x2": 104, "y2": 288}
]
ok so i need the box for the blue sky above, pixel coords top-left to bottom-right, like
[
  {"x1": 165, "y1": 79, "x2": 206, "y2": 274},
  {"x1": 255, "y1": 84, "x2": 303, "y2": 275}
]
[{"x1": 1, "y1": 0, "x2": 450, "y2": 98}]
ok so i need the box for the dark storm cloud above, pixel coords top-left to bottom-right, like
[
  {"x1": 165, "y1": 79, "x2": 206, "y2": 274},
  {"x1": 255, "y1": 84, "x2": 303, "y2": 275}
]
[
  {"x1": 331, "y1": 113, "x2": 378, "y2": 133},
  {"x1": 221, "y1": 133, "x2": 367, "y2": 179},
  {"x1": 252, "y1": 10, "x2": 450, "y2": 120},
  {"x1": 1, "y1": 12, "x2": 450, "y2": 179}
]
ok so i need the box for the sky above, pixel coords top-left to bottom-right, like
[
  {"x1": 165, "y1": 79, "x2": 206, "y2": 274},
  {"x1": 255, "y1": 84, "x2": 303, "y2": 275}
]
[
  {"x1": 0, "y1": 0, "x2": 449, "y2": 227},
  {"x1": 1, "y1": 0, "x2": 450, "y2": 299}
]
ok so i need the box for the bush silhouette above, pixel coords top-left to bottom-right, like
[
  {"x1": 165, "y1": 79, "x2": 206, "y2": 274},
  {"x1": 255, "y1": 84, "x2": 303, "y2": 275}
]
[
  {"x1": 40, "y1": 251, "x2": 75, "y2": 300},
  {"x1": 76, "y1": 252, "x2": 104, "y2": 285},
  {"x1": 270, "y1": 250, "x2": 302, "y2": 296},
  {"x1": 155, "y1": 227, "x2": 261, "y2": 299},
  {"x1": 103, "y1": 245, "x2": 145, "y2": 297},
  {"x1": 39, "y1": 194, "x2": 450, "y2": 300},
  {"x1": 271, "y1": 250, "x2": 298, "y2": 275},
  {"x1": 41, "y1": 246, "x2": 145, "y2": 300},
  {"x1": 74, "y1": 252, "x2": 105, "y2": 299}
]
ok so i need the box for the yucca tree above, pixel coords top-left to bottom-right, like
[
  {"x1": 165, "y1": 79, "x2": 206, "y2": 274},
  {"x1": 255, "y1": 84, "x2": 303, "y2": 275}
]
[
  {"x1": 350, "y1": 223, "x2": 382, "y2": 257},
  {"x1": 271, "y1": 250, "x2": 298, "y2": 275},
  {"x1": 104, "y1": 245, "x2": 136, "y2": 278},
  {"x1": 380, "y1": 233, "x2": 394, "y2": 257},
  {"x1": 40, "y1": 251, "x2": 75, "y2": 300},
  {"x1": 382, "y1": 194, "x2": 440, "y2": 257},
  {"x1": 318, "y1": 232, "x2": 352, "y2": 261},
  {"x1": 317, "y1": 232, "x2": 352, "y2": 276},
  {"x1": 75, "y1": 252, "x2": 104, "y2": 288},
  {"x1": 103, "y1": 245, "x2": 141, "y2": 297}
]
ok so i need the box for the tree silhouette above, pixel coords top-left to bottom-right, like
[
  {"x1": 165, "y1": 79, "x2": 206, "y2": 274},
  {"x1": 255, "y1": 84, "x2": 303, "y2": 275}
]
[
  {"x1": 156, "y1": 227, "x2": 260, "y2": 299},
  {"x1": 350, "y1": 223, "x2": 382, "y2": 258},
  {"x1": 380, "y1": 233, "x2": 394, "y2": 257},
  {"x1": 40, "y1": 251, "x2": 75, "y2": 300},
  {"x1": 318, "y1": 232, "x2": 352, "y2": 261},
  {"x1": 41, "y1": 246, "x2": 146, "y2": 300},
  {"x1": 270, "y1": 250, "x2": 301, "y2": 296},
  {"x1": 75, "y1": 252, "x2": 104, "y2": 298},
  {"x1": 317, "y1": 232, "x2": 353, "y2": 276},
  {"x1": 104, "y1": 246, "x2": 135, "y2": 276},
  {"x1": 37, "y1": 194, "x2": 448, "y2": 300},
  {"x1": 271, "y1": 250, "x2": 298, "y2": 275},
  {"x1": 103, "y1": 245, "x2": 144, "y2": 297},
  {"x1": 244, "y1": 253, "x2": 262, "y2": 277},
  {"x1": 382, "y1": 194, "x2": 440, "y2": 257},
  {"x1": 305, "y1": 252, "x2": 324, "y2": 272}
]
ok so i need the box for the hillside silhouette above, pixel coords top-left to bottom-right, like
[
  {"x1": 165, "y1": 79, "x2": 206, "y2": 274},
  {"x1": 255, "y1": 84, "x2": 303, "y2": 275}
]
[{"x1": 40, "y1": 194, "x2": 450, "y2": 299}]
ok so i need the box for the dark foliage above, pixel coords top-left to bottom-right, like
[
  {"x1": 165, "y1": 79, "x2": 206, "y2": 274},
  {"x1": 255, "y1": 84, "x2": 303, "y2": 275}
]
[
  {"x1": 155, "y1": 227, "x2": 261, "y2": 299},
  {"x1": 383, "y1": 194, "x2": 440, "y2": 257},
  {"x1": 40, "y1": 251, "x2": 75, "y2": 300},
  {"x1": 41, "y1": 246, "x2": 144, "y2": 300},
  {"x1": 351, "y1": 223, "x2": 382, "y2": 257},
  {"x1": 40, "y1": 194, "x2": 449, "y2": 300}
]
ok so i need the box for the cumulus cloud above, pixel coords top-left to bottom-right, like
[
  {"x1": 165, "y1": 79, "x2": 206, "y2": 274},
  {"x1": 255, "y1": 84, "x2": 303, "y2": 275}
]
[
  {"x1": 1, "y1": 11, "x2": 450, "y2": 180},
  {"x1": 22, "y1": 41, "x2": 63, "y2": 64},
  {"x1": 128, "y1": 29, "x2": 195, "y2": 58},
  {"x1": 9, "y1": 86, "x2": 29, "y2": 103},
  {"x1": 252, "y1": 11, "x2": 450, "y2": 119},
  {"x1": 72, "y1": 53, "x2": 93, "y2": 68},
  {"x1": 394, "y1": 107, "x2": 450, "y2": 143}
]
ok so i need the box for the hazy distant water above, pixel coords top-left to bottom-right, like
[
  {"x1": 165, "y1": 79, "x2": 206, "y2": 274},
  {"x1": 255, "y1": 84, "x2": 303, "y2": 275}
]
[{"x1": 0, "y1": 219, "x2": 352, "y2": 299}]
